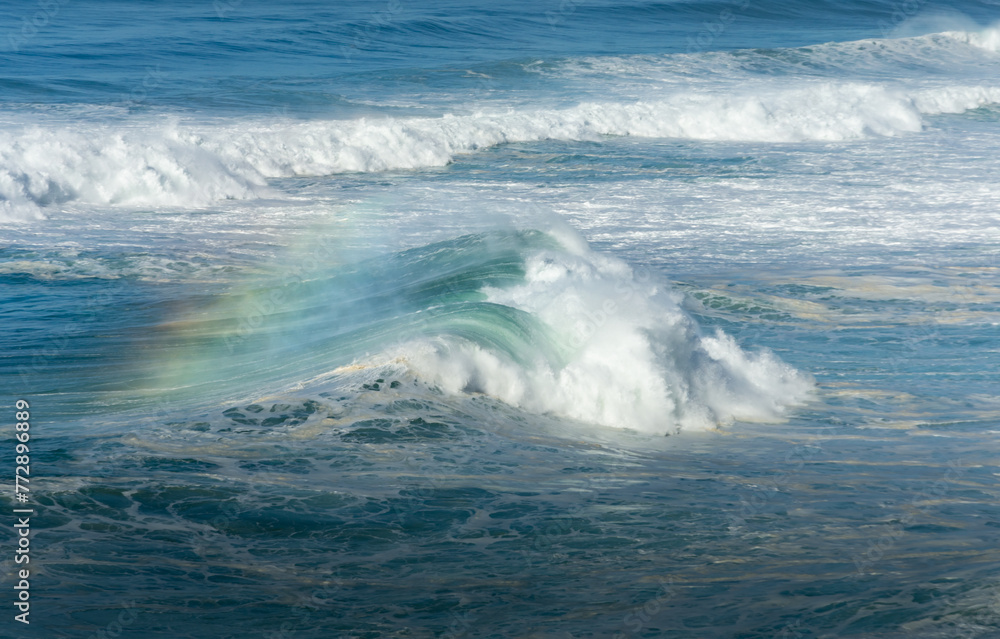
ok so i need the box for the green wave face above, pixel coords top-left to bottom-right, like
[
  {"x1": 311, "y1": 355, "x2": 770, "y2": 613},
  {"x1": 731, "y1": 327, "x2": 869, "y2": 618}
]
[{"x1": 142, "y1": 229, "x2": 564, "y2": 406}]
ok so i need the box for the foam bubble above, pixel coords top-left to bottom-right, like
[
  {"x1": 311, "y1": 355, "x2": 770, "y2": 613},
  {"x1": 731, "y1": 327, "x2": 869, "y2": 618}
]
[
  {"x1": 0, "y1": 123, "x2": 265, "y2": 222},
  {"x1": 398, "y1": 232, "x2": 813, "y2": 433},
  {"x1": 943, "y1": 24, "x2": 1000, "y2": 53}
]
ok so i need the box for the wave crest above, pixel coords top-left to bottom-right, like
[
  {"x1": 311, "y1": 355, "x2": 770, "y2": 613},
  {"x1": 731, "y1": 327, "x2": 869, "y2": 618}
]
[
  {"x1": 943, "y1": 24, "x2": 1000, "y2": 53},
  {"x1": 397, "y1": 233, "x2": 813, "y2": 433}
]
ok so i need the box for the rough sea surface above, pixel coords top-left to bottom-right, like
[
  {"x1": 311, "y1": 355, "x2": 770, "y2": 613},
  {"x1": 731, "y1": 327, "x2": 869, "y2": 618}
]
[{"x1": 2, "y1": 1, "x2": 999, "y2": 637}]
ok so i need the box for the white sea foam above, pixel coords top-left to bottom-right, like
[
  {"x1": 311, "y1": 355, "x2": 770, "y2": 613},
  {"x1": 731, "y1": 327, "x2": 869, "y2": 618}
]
[
  {"x1": 397, "y1": 231, "x2": 813, "y2": 433},
  {"x1": 3, "y1": 26, "x2": 999, "y2": 221},
  {"x1": 0, "y1": 123, "x2": 265, "y2": 221},
  {"x1": 943, "y1": 24, "x2": 1000, "y2": 53},
  {"x1": 548, "y1": 28, "x2": 1000, "y2": 90}
]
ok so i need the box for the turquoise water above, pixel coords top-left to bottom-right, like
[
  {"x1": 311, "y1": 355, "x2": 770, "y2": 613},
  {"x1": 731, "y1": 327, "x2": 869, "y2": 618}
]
[{"x1": 2, "y1": 1, "x2": 1000, "y2": 637}]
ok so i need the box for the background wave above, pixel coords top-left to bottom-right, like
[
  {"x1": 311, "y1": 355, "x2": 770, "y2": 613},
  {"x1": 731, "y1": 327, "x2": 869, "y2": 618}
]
[{"x1": 3, "y1": 26, "x2": 997, "y2": 222}]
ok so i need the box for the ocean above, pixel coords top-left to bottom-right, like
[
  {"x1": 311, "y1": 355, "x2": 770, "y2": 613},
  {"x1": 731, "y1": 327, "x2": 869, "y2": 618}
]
[{"x1": 2, "y1": 0, "x2": 999, "y2": 637}]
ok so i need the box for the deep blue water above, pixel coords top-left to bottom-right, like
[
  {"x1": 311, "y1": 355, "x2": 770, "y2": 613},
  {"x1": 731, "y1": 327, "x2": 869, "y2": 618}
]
[
  {"x1": 4, "y1": 0, "x2": 1000, "y2": 113},
  {"x1": 2, "y1": 1, "x2": 1000, "y2": 638}
]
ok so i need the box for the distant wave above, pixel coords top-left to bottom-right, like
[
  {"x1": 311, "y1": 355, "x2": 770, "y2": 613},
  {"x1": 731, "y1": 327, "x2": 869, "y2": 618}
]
[
  {"x1": 557, "y1": 24, "x2": 1000, "y2": 80},
  {"x1": 2, "y1": 27, "x2": 998, "y2": 221}
]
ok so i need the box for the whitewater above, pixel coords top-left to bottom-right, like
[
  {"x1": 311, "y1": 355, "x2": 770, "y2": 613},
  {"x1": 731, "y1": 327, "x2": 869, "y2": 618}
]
[
  {"x1": 3, "y1": 28, "x2": 1000, "y2": 221},
  {"x1": 2, "y1": 1, "x2": 999, "y2": 638}
]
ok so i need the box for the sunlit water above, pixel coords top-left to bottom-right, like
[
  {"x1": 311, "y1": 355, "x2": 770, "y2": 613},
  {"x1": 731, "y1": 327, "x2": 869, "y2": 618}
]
[{"x1": 2, "y1": 1, "x2": 1000, "y2": 637}]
